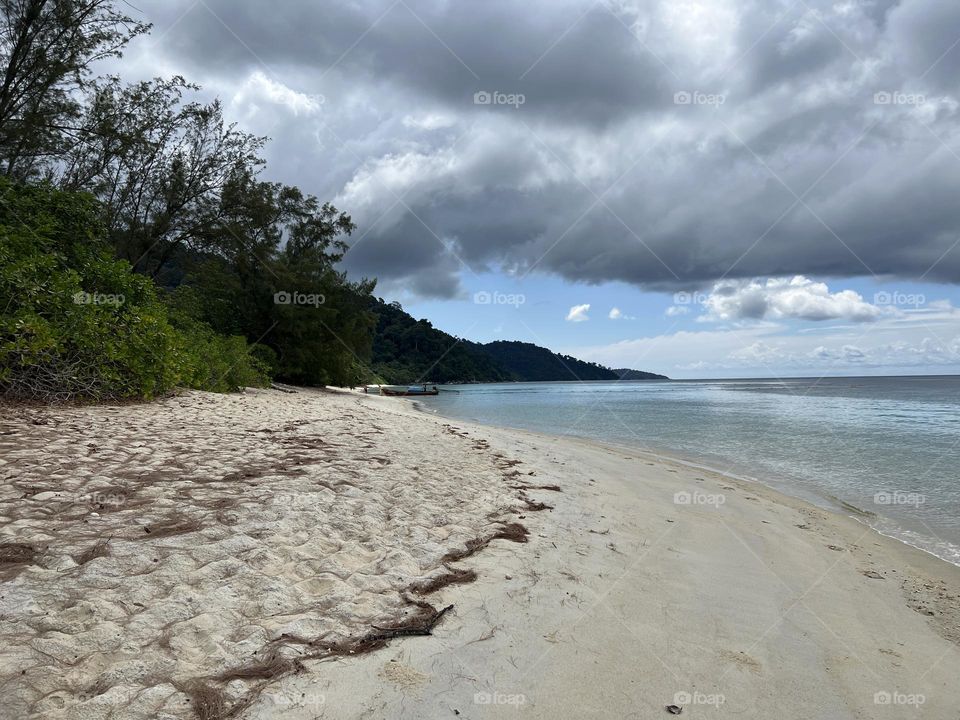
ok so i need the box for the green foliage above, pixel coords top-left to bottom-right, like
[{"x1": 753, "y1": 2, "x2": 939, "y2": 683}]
[
  {"x1": 0, "y1": 2, "x2": 375, "y2": 402},
  {"x1": 164, "y1": 288, "x2": 271, "y2": 392},
  {"x1": 59, "y1": 76, "x2": 266, "y2": 276},
  {"x1": 170, "y1": 170, "x2": 377, "y2": 388},
  {"x1": 612, "y1": 367, "x2": 668, "y2": 380},
  {"x1": 0, "y1": 180, "x2": 270, "y2": 402},
  {"x1": 0, "y1": 0, "x2": 150, "y2": 179},
  {"x1": 0, "y1": 179, "x2": 180, "y2": 400},
  {"x1": 169, "y1": 316, "x2": 271, "y2": 394},
  {"x1": 248, "y1": 343, "x2": 279, "y2": 376}
]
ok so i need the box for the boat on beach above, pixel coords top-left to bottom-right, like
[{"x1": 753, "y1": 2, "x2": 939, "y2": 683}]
[{"x1": 379, "y1": 384, "x2": 440, "y2": 397}]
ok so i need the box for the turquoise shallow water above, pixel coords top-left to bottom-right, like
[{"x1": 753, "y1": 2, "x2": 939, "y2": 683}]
[{"x1": 420, "y1": 376, "x2": 960, "y2": 566}]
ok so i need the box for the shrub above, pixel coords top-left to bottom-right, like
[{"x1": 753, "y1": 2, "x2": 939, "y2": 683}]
[
  {"x1": 0, "y1": 180, "x2": 271, "y2": 402},
  {"x1": 0, "y1": 180, "x2": 181, "y2": 401},
  {"x1": 169, "y1": 314, "x2": 271, "y2": 393}
]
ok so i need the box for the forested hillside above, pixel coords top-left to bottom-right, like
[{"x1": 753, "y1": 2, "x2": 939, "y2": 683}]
[
  {"x1": 369, "y1": 298, "x2": 512, "y2": 384},
  {"x1": 368, "y1": 301, "x2": 667, "y2": 384},
  {"x1": 481, "y1": 341, "x2": 618, "y2": 381},
  {"x1": 614, "y1": 368, "x2": 669, "y2": 380}
]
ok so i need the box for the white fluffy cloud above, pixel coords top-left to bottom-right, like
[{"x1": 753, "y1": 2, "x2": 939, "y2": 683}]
[
  {"x1": 231, "y1": 71, "x2": 323, "y2": 116},
  {"x1": 569, "y1": 301, "x2": 960, "y2": 378},
  {"x1": 699, "y1": 276, "x2": 884, "y2": 323},
  {"x1": 566, "y1": 304, "x2": 591, "y2": 322}
]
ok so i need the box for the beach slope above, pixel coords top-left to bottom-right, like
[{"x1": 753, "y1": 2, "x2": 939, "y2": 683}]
[{"x1": 1, "y1": 388, "x2": 958, "y2": 719}]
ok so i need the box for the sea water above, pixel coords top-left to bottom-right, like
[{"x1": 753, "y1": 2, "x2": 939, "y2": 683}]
[{"x1": 424, "y1": 376, "x2": 960, "y2": 566}]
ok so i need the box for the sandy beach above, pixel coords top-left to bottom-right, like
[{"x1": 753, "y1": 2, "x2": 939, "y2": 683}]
[{"x1": 2, "y1": 387, "x2": 959, "y2": 719}]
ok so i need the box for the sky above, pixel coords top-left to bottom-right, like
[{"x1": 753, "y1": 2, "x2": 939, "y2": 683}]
[{"x1": 109, "y1": 0, "x2": 960, "y2": 378}]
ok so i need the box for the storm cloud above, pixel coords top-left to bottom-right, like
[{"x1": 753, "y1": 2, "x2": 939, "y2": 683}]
[{"x1": 119, "y1": 0, "x2": 960, "y2": 298}]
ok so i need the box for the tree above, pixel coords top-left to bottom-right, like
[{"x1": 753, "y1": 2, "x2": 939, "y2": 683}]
[
  {"x1": 0, "y1": 1, "x2": 380, "y2": 395},
  {"x1": 0, "y1": 0, "x2": 149, "y2": 179},
  {"x1": 171, "y1": 170, "x2": 377, "y2": 386},
  {"x1": 268, "y1": 185, "x2": 376, "y2": 384},
  {"x1": 58, "y1": 75, "x2": 266, "y2": 275},
  {"x1": 0, "y1": 177, "x2": 272, "y2": 401}
]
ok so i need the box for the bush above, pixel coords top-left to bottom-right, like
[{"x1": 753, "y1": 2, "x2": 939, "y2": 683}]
[
  {"x1": 0, "y1": 181, "x2": 182, "y2": 401},
  {"x1": 168, "y1": 313, "x2": 272, "y2": 393},
  {"x1": 0, "y1": 180, "x2": 271, "y2": 402}
]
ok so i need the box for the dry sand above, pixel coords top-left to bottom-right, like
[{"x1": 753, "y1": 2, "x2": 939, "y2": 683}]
[{"x1": 1, "y1": 387, "x2": 959, "y2": 719}]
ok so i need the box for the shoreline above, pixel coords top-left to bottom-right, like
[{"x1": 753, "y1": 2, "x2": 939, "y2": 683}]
[
  {"x1": 409, "y1": 392, "x2": 960, "y2": 577},
  {"x1": 2, "y1": 387, "x2": 959, "y2": 718},
  {"x1": 412, "y1": 397, "x2": 960, "y2": 570},
  {"x1": 369, "y1": 390, "x2": 960, "y2": 715}
]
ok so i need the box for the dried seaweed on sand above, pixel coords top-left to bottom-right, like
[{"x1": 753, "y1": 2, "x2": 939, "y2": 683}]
[
  {"x1": 411, "y1": 565, "x2": 479, "y2": 595},
  {"x1": 441, "y1": 522, "x2": 530, "y2": 563}
]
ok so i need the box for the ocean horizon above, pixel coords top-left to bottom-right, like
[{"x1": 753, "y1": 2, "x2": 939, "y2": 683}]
[{"x1": 422, "y1": 375, "x2": 960, "y2": 566}]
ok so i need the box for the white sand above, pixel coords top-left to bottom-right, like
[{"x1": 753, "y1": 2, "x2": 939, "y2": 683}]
[{"x1": 1, "y1": 387, "x2": 958, "y2": 719}]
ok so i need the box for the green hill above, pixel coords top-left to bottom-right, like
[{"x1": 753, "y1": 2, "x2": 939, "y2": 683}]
[
  {"x1": 481, "y1": 340, "x2": 618, "y2": 381},
  {"x1": 369, "y1": 298, "x2": 512, "y2": 384},
  {"x1": 369, "y1": 298, "x2": 667, "y2": 384},
  {"x1": 614, "y1": 368, "x2": 668, "y2": 380}
]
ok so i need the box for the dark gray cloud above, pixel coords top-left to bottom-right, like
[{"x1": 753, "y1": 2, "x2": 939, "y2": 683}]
[
  {"x1": 889, "y1": 1, "x2": 960, "y2": 92},
  {"x1": 151, "y1": 0, "x2": 674, "y2": 124},
  {"x1": 118, "y1": 0, "x2": 960, "y2": 297}
]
